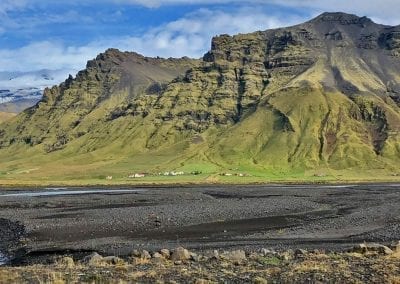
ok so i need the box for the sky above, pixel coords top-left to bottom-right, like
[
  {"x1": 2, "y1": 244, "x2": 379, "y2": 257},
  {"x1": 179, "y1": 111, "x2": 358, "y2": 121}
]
[{"x1": 0, "y1": 0, "x2": 399, "y2": 89}]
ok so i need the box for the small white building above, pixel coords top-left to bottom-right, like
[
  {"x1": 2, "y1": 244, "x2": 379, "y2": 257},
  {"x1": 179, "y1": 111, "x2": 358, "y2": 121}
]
[
  {"x1": 129, "y1": 173, "x2": 146, "y2": 178},
  {"x1": 163, "y1": 171, "x2": 184, "y2": 176}
]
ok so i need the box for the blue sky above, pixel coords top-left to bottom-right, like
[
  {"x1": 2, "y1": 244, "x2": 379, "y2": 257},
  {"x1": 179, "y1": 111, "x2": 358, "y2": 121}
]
[{"x1": 0, "y1": 0, "x2": 399, "y2": 83}]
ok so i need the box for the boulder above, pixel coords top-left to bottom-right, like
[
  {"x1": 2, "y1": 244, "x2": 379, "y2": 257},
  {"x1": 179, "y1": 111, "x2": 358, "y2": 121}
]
[
  {"x1": 141, "y1": 250, "x2": 152, "y2": 259},
  {"x1": 82, "y1": 253, "x2": 125, "y2": 266},
  {"x1": 260, "y1": 248, "x2": 275, "y2": 256},
  {"x1": 311, "y1": 249, "x2": 325, "y2": 254},
  {"x1": 153, "y1": 252, "x2": 163, "y2": 259},
  {"x1": 352, "y1": 243, "x2": 393, "y2": 255},
  {"x1": 253, "y1": 276, "x2": 268, "y2": 284},
  {"x1": 160, "y1": 249, "x2": 171, "y2": 258},
  {"x1": 82, "y1": 252, "x2": 104, "y2": 266},
  {"x1": 151, "y1": 252, "x2": 164, "y2": 263},
  {"x1": 170, "y1": 247, "x2": 191, "y2": 261}
]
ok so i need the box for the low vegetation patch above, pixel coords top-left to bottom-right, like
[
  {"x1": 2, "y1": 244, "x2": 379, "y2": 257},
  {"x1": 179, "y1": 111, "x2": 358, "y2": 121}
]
[{"x1": 1, "y1": 243, "x2": 399, "y2": 283}]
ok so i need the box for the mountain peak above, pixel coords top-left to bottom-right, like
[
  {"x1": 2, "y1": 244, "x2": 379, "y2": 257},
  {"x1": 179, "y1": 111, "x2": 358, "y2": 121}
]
[{"x1": 309, "y1": 12, "x2": 374, "y2": 26}]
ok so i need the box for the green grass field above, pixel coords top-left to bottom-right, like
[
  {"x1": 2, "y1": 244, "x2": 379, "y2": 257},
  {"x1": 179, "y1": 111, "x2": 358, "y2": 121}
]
[{"x1": 1, "y1": 156, "x2": 399, "y2": 187}]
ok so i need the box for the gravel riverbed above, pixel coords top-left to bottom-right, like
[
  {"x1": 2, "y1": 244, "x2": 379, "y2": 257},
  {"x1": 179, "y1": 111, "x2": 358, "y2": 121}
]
[{"x1": 0, "y1": 184, "x2": 399, "y2": 264}]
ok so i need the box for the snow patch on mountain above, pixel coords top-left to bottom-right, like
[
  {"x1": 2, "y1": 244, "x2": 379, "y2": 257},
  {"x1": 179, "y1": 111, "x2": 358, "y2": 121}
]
[{"x1": 0, "y1": 69, "x2": 77, "y2": 104}]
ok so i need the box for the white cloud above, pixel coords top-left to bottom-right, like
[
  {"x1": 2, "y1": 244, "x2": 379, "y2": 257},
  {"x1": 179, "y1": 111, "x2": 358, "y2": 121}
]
[
  {"x1": 0, "y1": 7, "x2": 303, "y2": 90},
  {"x1": 0, "y1": 1, "x2": 399, "y2": 91},
  {"x1": 0, "y1": 69, "x2": 77, "y2": 91},
  {"x1": 112, "y1": 0, "x2": 399, "y2": 24},
  {"x1": 11, "y1": 0, "x2": 398, "y2": 23},
  {"x1": 121, "y1": 8, "x2": 302, "y2": 58},
  {"x1": 0, "y1": 10, "x2": 96, "y2": 35},
  {"x1": 0, "y1": 0, "x2": 27, "y2": 14},
  {"x1": 1, "y1": 0, "x2": 399, "y2": 24},
  {"x1": 0, "y1": 8, "x2": 302, "y2": 73},
  {"x1": 279, "y1": 0, "x2": 400, "y2": 23},
  {"x1": 0, "y1": 41, "x2": 104, "y2": 90},
  {"x1": 0, "y1": 41, "x2": 103, "y2": 72}
]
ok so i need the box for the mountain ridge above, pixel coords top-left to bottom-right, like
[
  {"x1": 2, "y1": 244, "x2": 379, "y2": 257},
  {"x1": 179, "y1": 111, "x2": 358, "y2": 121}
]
[{"x1": 1, "y1": 12, "x2": 400, "y2": 183}]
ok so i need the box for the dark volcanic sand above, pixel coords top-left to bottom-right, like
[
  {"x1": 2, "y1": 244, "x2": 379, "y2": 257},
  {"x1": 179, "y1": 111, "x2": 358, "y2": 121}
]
[{"x1": 0, "y1": 184, "x2": 399, "y2": 263}]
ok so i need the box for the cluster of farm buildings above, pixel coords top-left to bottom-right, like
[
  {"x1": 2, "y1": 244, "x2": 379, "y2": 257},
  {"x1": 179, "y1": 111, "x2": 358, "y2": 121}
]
[
  {"x1": 128, "y1": 171, "x2": 186, "y2": 178},
  {"x1": 106, "y1": 170, "x2": 251, "y2": 180}
]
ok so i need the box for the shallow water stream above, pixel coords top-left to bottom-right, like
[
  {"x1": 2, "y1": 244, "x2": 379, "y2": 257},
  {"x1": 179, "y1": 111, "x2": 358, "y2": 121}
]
[
  {"x1": 0, "y1": 252, "x2": 8, "y2": 265},
  {"x1": 0, "y1": 189, "x2": 146, "y2": 198}
]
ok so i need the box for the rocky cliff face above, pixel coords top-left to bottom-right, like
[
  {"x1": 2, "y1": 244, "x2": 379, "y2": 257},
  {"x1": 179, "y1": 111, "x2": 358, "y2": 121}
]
[
  {"x1": 1, "y1": 12, "x2": 400, "y2": 179},
  {"x1": 0, "y1": 49, "x2": 199, "y2": 152}
]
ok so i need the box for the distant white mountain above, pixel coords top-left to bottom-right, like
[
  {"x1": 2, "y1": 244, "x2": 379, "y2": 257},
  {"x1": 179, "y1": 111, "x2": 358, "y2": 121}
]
[
  {"x1": 0, "y1": 69, "x2": 76, "y2": 107},
  {"x1": 0, "y1": 88, "x2": 42, "y2": 104}
]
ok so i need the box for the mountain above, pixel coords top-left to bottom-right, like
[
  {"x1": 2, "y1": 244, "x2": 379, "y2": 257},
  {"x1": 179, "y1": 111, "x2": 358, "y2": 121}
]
[
  {"x1": 1, "y1": 12, "x2": 400, "y2": 182},
  {"x1": 0, "y1": 98, "x2": 41, "y2": 114},
  {"x1": 0, "y1": 88, "x2": 41, "y2": 105},
  {"x1": 0, "y1": 69, "x2": 77, "y2": 114},
  {"x1": 0, "y1": 89, "x2": 42, "y2": 114}
]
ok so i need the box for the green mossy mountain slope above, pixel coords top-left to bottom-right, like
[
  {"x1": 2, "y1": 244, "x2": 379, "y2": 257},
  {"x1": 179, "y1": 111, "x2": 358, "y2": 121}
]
[{"x1": 1, "y1": 12, "x2": 400, "y2": 183}]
